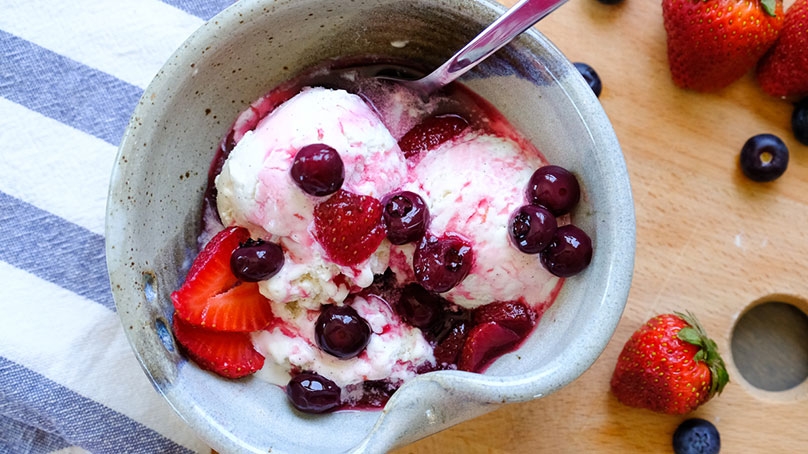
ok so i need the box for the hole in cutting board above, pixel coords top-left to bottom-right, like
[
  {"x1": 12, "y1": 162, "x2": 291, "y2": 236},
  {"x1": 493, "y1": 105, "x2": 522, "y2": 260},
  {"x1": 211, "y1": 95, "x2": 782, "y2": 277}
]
[{"x1": 731, "y1": 300, "x2": 808, "y2": 392}]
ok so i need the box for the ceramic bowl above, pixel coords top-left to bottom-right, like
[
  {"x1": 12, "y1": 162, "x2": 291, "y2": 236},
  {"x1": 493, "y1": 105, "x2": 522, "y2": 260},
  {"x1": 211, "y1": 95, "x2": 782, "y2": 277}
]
[{"x1": 106, "y1": 0, "x2": 635, "y2": 452}]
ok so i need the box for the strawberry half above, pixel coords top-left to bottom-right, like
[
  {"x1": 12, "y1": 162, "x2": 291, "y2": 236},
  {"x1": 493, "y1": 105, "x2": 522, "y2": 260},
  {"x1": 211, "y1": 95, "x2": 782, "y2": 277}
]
[
  {"x1": 313, "y1": 189, "x2": 386, "y2": 267},
  {"x1": 662, "y1": 0, "x2": 784, "y2": 92},
  {"x1": 610, "y1": 312, "x2": 730, "y2": 415},
  {"x1": 472, "y1": 301, "x2": 536, "y2": 337},
  {"x1": 172, "y1": 315, "x2": 265, "y2": 379},
  {"x1": 172, "y1": 226, "x2": 274, "y2": 332},
  {"x1": 457, "y1": 321, "x2": 522, "y2": 373},
  {"x1": 757, "y1": 0, "x2": 808, "y2": 98},
  {"x1": 398, "y1": 114, "x2": 469, "y2": 159}
]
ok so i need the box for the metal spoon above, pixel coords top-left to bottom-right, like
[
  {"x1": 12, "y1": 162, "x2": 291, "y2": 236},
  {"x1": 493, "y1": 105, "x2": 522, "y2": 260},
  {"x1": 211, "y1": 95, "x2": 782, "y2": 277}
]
[{"x1": 391, "y1": 0, "x2": 569, "y2": 96}]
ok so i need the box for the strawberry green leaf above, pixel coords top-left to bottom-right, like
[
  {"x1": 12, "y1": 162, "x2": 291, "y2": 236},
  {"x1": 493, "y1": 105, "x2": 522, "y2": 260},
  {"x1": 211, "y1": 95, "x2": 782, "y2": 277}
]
[
  {"x1": 674, "y1": 311, "x2": 730, "y2": 397},
  {"x1": 676, "y1": 326, "x2": 703, "y2": 346},
  {"x1": 761, "y1": 0, "x2": 777, "y2": 16},
  {"x1": 712, "y1": 362, "x2": 731, "y2": 395}
]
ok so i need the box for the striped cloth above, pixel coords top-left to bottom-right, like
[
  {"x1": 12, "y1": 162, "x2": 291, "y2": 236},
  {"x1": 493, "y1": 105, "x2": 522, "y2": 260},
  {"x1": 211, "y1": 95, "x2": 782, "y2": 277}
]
[{"x1": 0, "y1": 1, "x2": 239, "y2": 452}]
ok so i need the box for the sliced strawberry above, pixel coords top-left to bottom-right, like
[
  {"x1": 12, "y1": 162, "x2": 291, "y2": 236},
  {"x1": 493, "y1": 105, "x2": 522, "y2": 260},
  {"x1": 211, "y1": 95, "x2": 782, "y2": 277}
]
[
  {"x1": 458, "y1": 322, "x2": 522, "y2": 373},
  {"x1": 398, "y1": 114, "x2": 469, "y2": 158},
  {"x1": 178, "y1": 281, "x2": 274, "y2": 332},
  {"x1": 172, "y1": 226, "x2": 274, "y2": 332},
  {"x1": 186, "y1": 225, "x2": 248, "y2": 286},
  {"x1": 472, "y1": 301, "x2": 536, "y2": 337},
  {"x1": 313, "y1": 189, "x2": 386, "y2": 266},
  {"x1": 172, "y1": 315, "x2": 264, "y2": 379}
]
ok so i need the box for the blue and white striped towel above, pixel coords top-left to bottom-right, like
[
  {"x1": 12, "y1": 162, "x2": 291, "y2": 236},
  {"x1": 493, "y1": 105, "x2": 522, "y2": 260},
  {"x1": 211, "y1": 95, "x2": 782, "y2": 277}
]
[{"x1": 1, "y1": 1, "x2": 239, "y2": 452}]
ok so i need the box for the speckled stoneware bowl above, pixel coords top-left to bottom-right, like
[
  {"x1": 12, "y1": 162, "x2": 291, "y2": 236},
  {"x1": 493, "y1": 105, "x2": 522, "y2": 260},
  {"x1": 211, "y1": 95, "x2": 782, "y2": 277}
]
[{"x1": 106, "y1": 0, "x2": 635, "y2": 452}]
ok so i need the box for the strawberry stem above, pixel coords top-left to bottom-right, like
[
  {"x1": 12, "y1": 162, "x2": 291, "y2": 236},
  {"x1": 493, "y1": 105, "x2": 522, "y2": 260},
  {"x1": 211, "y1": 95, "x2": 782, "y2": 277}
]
[{"x1": 674, "y1": 311, "x2": 730, "y2": 397}]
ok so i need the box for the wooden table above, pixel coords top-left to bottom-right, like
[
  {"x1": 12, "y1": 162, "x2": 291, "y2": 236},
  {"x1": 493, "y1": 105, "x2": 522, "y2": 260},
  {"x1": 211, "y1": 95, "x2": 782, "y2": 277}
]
[{"x1": 394, "y1": 0, "x2": 808, "y2": 452}]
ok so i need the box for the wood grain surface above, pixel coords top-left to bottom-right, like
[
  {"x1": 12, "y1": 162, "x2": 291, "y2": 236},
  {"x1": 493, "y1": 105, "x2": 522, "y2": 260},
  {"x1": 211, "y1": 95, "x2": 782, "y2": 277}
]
[{"x1": 391, "y1": 0, "x2": 808, "y2": 452}]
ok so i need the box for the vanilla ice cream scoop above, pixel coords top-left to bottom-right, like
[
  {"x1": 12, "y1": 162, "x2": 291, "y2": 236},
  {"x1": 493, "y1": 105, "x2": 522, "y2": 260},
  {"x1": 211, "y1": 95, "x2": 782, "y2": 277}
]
[
  {"x1": 215, "y1": 87, "x2": 407, "y2": 308},
  {"x1": 390, "y1": 131, "x2": 563, "y2": 309}
]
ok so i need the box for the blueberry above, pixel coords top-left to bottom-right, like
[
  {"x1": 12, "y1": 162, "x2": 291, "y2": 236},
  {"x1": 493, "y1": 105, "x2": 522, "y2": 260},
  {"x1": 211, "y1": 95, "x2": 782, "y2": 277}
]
[
  {"x1": 396, "y1": 283, "x2": 447, "y2": 330},
  {"x1": 793, "y1": 98, "x2": 808, "y2": 146},
  {"x1": 381, "y1": 191, "x2": 430, "y2": 245},
  {"x1": 315, "y1": 304, "x2": 372, "y2": 359},
  {"x1": 526, "y1": 165, "x2": 581, "y2": 216},
  {"x1": 230, "y1": 239, "x2": 284, "y2": 282},
  {"x1": 597, "y1": 0, "x2": 624, "y2": 4},
  {"x1": 540, "y1": 224, "x2": 593, "y2": 277},
  {"x1": 739, "y1": 133, "x2": 789, "y2": 182},
  {"x1": 413, "y1": 233, "x2": 474, "y2": 293},
  {"x1": 573, "y1": 62, "x2": 602, "y2": 97},
  {"x1": 286, "y1": 372, "x2": 342, "y2": 414},
  {"x1": 672, "y1": 418, "x2": 721, "y2": 454},
  {"x1": 290, "y1": 143, "x2": 344, "y2": 196},
  {"x1": 394, "y1": 284, "x2": 469, "y2": 346},
  {"x1": 508, "y1": 205, "x2": 557, "y2": 254}
]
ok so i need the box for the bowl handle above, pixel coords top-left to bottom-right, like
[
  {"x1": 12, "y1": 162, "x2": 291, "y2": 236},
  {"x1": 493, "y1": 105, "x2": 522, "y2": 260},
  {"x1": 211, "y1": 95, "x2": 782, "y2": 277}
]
[{"x1": 351, "y1": 375, "x2": 501, "y2": 453}]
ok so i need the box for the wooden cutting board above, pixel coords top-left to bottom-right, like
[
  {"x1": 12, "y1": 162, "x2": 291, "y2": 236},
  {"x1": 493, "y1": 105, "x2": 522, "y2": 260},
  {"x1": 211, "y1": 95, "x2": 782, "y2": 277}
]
[{"x1": 393, "y1": 0, "x2": 808, "y2": 452}]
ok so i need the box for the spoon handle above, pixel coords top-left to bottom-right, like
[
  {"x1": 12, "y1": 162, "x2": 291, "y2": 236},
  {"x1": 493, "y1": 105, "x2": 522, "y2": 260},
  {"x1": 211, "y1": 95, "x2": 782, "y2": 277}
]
[{"x1": 415, "y1": 0, "x2": 568, "y2": 93}]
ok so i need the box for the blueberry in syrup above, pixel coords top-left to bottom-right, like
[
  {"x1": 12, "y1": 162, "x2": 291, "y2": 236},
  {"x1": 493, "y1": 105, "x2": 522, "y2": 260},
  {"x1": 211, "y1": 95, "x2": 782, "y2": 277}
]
[
  {"x1": 739, "y1": 133, "x2": 789, "y2": 182},
  {"x1": 573, "y1": 62, "x2": 603, "y2": 98},
  {"x1": 290, "y1": 143, "x2": 345, "y2": 196},
  {"x1": 396, "y1": 283, "x2": 447, "y2": 330},
  {"x1": 793, "y1": 98, "x2": 808, "y2": 146},
  {"x1": 286, "y1": 371, "x2": 342, "y2": 414},
  {"x1": 315, "y1": 304, "x2": 372, "y2": 359},
  {"x1": 428, "y1": 306, "x2": 472, "y2": 345},
  {"x1": 413, "y1": 233, "x2": 474, "y2": 293},
  {"x1": 540, "y1": 224, "x2": 593, "y2": 277},
  {"x1": 526, "y1": 165, "x2": 581, "y2": 216},
  {"x1": 672, "y1": 418, "x2": 721, "y2": 454},
  {"x1": 230, "y1": 238, "x2": 284, "y2": 282},
  {"x1": 508, "y1": 205, "x2": 557, "y2": 254},
  {"x1": 394, "y1": 283, "x2": 472, "y2": 362},
  {"x1": 381, "y1": 191, "x2": 429, "y2": 245}
]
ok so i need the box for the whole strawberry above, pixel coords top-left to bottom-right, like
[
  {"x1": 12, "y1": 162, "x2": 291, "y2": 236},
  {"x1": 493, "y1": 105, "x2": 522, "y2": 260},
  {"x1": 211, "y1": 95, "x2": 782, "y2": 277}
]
[
  {"x1": 662, "y1": 0, "x2": 784, "y2": 92},
  {"x1": 757, "y1": 0, "x2": 808, "y2": 99},
  {"x1": 610, "y1": 312, "x2": 729, "y2": 415}
]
